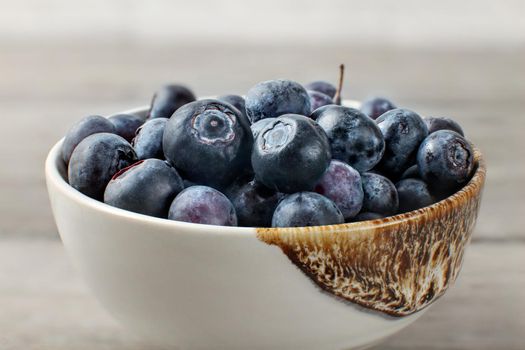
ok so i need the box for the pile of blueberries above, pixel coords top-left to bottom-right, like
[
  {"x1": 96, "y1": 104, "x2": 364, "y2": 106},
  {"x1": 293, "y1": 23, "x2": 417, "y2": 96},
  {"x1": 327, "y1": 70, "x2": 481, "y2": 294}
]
[{"x1": 63, "y1": 68, "x2": 475, "y2": 228}]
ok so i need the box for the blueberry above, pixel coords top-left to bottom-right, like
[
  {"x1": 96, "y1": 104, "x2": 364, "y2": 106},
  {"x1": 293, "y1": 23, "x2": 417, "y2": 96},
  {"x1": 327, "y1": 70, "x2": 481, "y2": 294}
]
[
  {"x1": 366, "y1": 168, "x2": 387, "y2": 177},
  {"x1": 376, "y1": 108, "x2": 428, "y2": 178},
  {"x1": 353, "y1": 212, "x2": 384, "y2": 222},
  {"x1": 305, "y1": 80, "x2": 336, "y2": 98},
  {"x1": 68, "y1": 133, "x2": 137, "y2": 200},
  {"x1": 245, "y1": 80, "x2": 311, "y2": 123},
  {"x1": 315, "y1": 105, "x2": 385, "y2": 172},
  {"x1": 424, "y1": 116, "x2": 464, "y2": 136},
  {"x1": 132, "y1": 118, "x2": 168, "y2": 160},
  {"x1": 417, "y1": 130, "x2": 474, "y2": 195},
  {"x1": 104, "y1": 159, "x2": 184, "y2": 217},
  {"x1": 227, "y1": 179, "x2": 282, "y2": 227},
  {"x1": 251, "y1": 118, "x2": 276, "y2": 139},
  {"x1": 61, "y1": 115, "x2": 116, "y2": 164},
  {"x1": 218, "y1": 94, "x2": 248, "y2": 120},
  {"x1": 309, "y1": 104, "x2": 331, "y2": 121},
  {"x1": 308, "y1": 90, "x2": 333, "y2": 113},
  {"x1": 163, "y1": 99, "x2": 253, "y2": 189},
  {"x1": 400, "y1": 164, "x2": 420, "y2": 180},
  {"x1": 223, "y1": 172, "x2": 259, "y2": 198},
  {"x1": 183, "y1": 179, "x2": 197, "y2": 188},
  {"x1": 168, "y1": 186, "x2": 237, "y2": 226},
  {"x1": 108, "y1": 113, "x2": 144, "y2": 142},
  {"x1": 272, "y1": 192, "x2": 344, "y2": 228},
  {"x1": 252, "y1": 114, "x2": 331, "y2": 193},
  {"x1": 360, "y1": 97, "x2": 397, "y2": 120},
  {"x1": 396, "y1": 178, "x2": 435, "y2": 213},
  {"x1": 361, "y1": 172, "x2": 398, "y2": 216},
  {"x1": 148, "y1": 84, "x2": 196, "y2": 119},
  {"x1": 314, "y1": 160, "x2": 363, "y2": 220}
]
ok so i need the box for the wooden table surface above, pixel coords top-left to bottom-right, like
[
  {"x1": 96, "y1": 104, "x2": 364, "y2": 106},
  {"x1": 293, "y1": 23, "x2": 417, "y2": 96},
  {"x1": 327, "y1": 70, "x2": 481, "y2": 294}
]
[{"x1": 1, "y1": 42, "x2": 524, "y2": 349}]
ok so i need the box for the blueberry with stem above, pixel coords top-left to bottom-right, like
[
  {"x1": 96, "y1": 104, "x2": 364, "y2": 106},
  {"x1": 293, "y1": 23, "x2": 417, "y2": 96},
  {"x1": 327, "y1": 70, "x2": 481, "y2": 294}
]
[
  {"x1": 307, "y1": 90, "x2": 333, "y2": 113},
  {"x1": 333, "y1": 64, "x2": 345, "y2": 105},
  {"x1": 305, "y1": 81, "x2": 336, "y2": 98}
]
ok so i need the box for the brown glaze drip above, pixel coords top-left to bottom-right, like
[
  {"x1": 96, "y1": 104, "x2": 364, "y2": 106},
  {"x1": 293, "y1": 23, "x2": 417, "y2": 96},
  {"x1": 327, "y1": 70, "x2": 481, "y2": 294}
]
[{"x1": 256, "y1": 150, "x2": 486, "y2": 317}]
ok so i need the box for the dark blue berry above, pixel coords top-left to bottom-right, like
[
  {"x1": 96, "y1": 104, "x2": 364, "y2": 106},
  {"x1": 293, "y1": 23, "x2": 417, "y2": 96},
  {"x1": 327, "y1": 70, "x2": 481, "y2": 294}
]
[
  {"x1": 245, "y1": 80, "x2": 311, "y2": 123},
  {"x1": 315, "y1": 105, "x2": 385, "y2": 172},
  {"x1": 400, "y1": 164, "x2": 420, "y2": 180},
  {"x1": 132, "y1": 118, "x2": 168, "y2": 160},
  {"x1": 108, "y1": 113, "x2": 144, "y2": 142},
  {"x1": 104, "y1": 159, "x2": 184, "y2": 217},
  {"x1": 168, "y1": 186, "x2": 237, "y2": 226},
  {"x1": 376, "y1": 108, "x2": 428, "y2": 178},
  {"x1": 251, "y1": 118, "x2": 276, "y2": 140},
  {"x1": 353, "y1": 212, "x2": 384, "y2": 222},
  {"x1": 163, "y1": 99, "x2": 253, "y2": 189},
  {"x1": 424, "y1": 117, "x2": 464, "y2": 136},
  {"x1": 305, "y1": 80, "x2": 336, "y2": 98},
  {"x1": 223, "y1": 171, "x2": 257, "y2": 195},
  {"x1": 148, "y1": 84, "x2": 196, "y2": 119},
  {"x1": 227, "y1": 179, "x2": 282, "y2": 227},
  {"x1": 309, "y1": 104, "x2": 331, "y2": 121},
  {"x1": 62, "y1": 115, "x2": 116, "y2": 164},
  {"x1": 361, "y1": 172, "x2": 398, "y2": 215},
  {"x1": 417, "y1": 130, "x2": 474, "y2": 195},
  {"x1": 252, "y1": 114, "x2": 331, "y2": 193},
  {"x1": 218, "y1": 94, "x2": 248, "y2": 120},
  {"x1": 308, "y1": 90, "x2": 333, "y2": 113},
  {"x1": 68, "y1": 133, "x2": 137, "y2": 200},
  {"x1": 183, "y1": 179, "x2": 197, "y2": 188},
  {"x1": 360, "y1": 97, "x2": 396, "y2": 120},
  {"x1": 272, "y1": 192, "x2": 344, "y2": 227},
  {"x1": 314, "y1": 160, "x2": 363, "y2": 220},
  {"x1": 396, "y1": 178, "x2": 435, "y2": 213}
]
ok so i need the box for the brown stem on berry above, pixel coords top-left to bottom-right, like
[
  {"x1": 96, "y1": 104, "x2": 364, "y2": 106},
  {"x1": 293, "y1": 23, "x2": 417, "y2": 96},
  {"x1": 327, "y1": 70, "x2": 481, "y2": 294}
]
[{"x1": 333, "y1": 64, "x2": 345, "y2": 105}]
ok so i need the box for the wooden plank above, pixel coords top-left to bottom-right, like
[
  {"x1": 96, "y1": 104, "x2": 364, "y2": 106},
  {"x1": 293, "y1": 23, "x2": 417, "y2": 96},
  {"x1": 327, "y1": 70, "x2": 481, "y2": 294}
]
[{"x1": 0, "y1": 240, "x2": 522, "y2": 349}]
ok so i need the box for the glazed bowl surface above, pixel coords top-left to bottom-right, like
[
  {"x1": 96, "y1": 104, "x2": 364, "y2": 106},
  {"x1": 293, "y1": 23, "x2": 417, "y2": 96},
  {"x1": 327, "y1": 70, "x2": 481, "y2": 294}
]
[{"x1": 45, "y1": 104, "x2": 486, "y2": 350}]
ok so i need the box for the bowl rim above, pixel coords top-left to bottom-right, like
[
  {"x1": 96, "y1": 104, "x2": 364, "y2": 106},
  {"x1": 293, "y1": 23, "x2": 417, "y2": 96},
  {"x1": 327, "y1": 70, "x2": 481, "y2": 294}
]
[{"x1": 46, "y1": 104, "x2": 486, "y2": 237}]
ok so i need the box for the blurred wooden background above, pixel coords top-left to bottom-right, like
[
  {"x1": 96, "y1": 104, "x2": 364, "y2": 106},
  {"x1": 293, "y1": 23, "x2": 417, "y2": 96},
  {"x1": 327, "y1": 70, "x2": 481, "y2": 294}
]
[{"x1": 0, "y1": 1, "x2": 524, "y2": 349}]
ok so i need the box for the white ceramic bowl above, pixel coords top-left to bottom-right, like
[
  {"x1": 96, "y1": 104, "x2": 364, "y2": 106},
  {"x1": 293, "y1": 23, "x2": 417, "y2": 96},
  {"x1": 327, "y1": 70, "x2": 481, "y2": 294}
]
[{"x1": 46, "y1": 105, "x2": 486, "y2": 350}]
